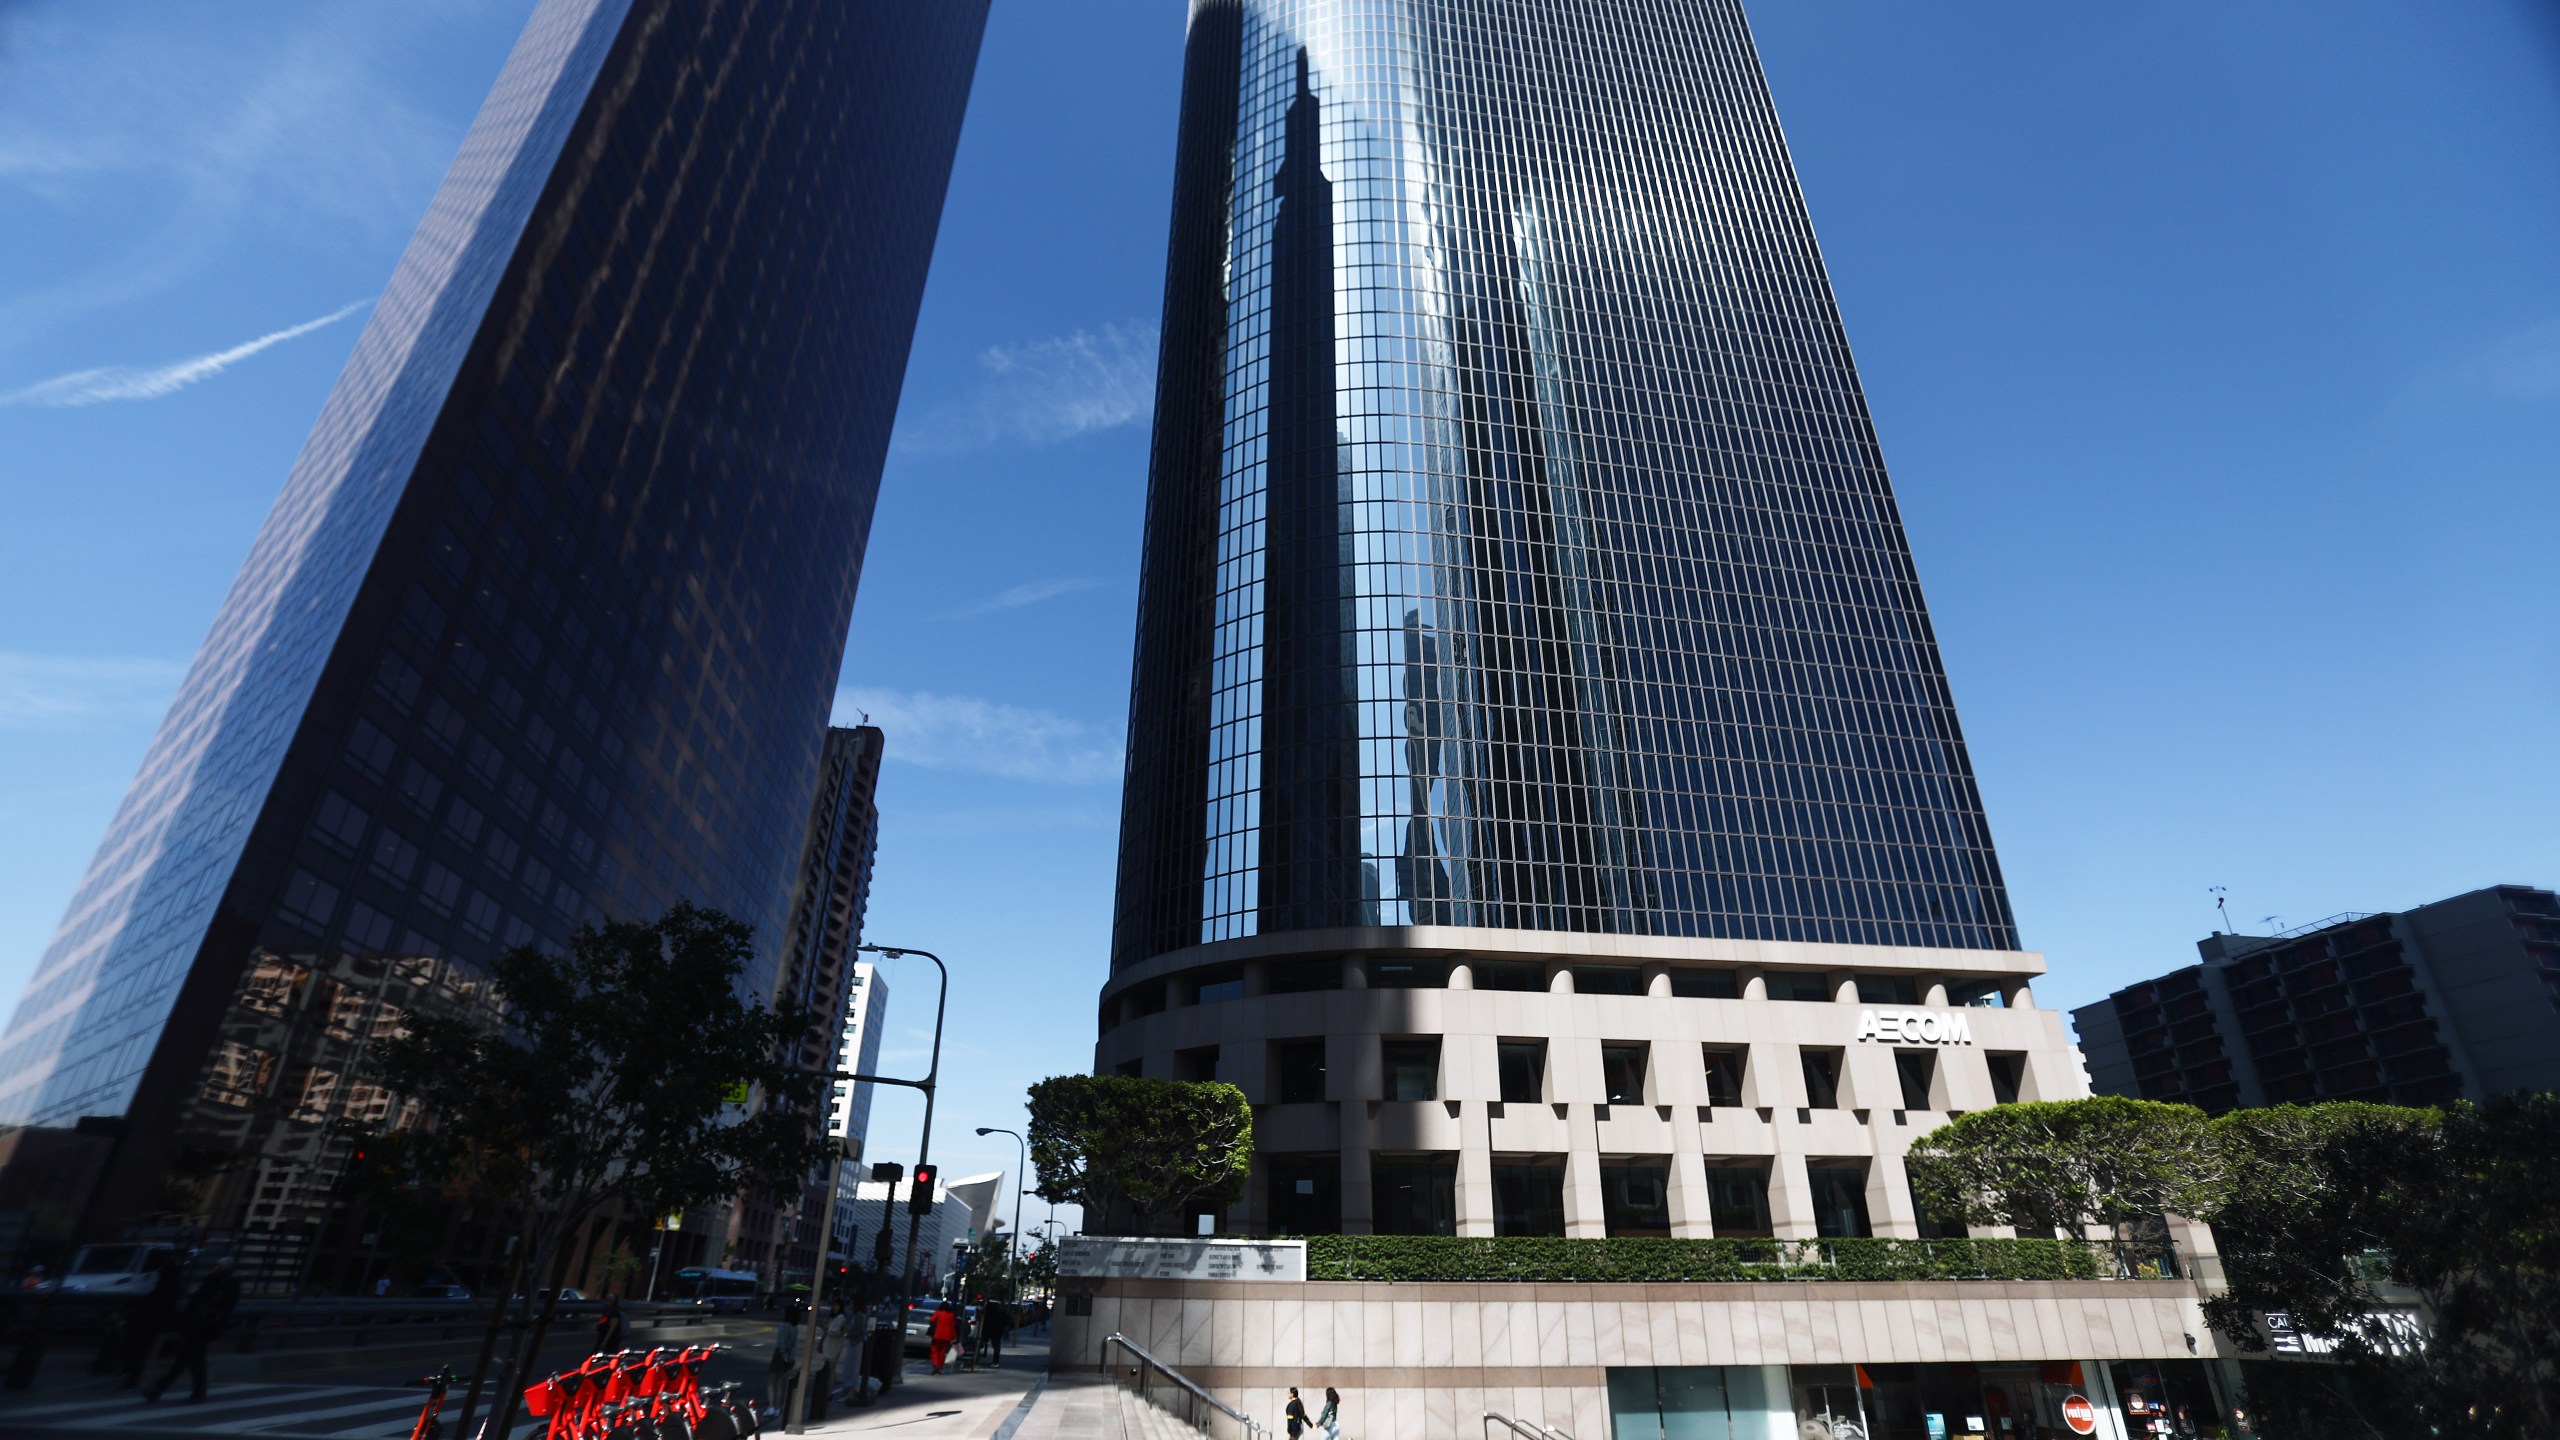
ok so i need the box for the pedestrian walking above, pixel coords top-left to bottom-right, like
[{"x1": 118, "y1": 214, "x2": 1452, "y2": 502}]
[
  {"x1": 1319, "y1": 1386, "x2": 1341, "y2": 1440},
  {"x1": 1284, "y1": 1386, "x2": 1310, "y2": 1438},
  {"x1": 119, "y1": 1253, "x2": 181, "y2": 1389},
  {"x1": 928, "y1": 1299, "x2": 959, "y2": 1374},
  {"x1": 980, "y1": 1299, "x2": 1013, "y2": 1367},
  {"x1": 593, "y1": 1292, "x2": 626, "y2": 1353},
  {"x1": 140, "y1": 1258, "x2": 240, "y2": 1404}
]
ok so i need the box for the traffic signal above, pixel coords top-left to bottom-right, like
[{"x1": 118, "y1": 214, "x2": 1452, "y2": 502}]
[{"x1": 909, "y1": 1164, "x2": 936, "y2": 1214}]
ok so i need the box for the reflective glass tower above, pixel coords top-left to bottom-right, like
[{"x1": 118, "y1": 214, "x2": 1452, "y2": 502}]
[
  {"x1": 0, "y1": 0, "x2": 985, "y2": 1268},
  {"x1": 1102, "y1": 0, "x2": 2079, "y2": 1242},
  {"x1": 1117, "y1": 0, "x2": 2013, "y2": 966}
]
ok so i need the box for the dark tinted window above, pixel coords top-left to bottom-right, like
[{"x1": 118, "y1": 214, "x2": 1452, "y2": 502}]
[
  {"x1": 1670, "y1": 968, "x2": 1738, "y2": 999},
  {"x1": 1371, "y1": 1155, "x2": 1456, "y2": 1235},
  {"x1": 1801, "y1": 1049, "x2": 1842, "y2": 1109},
  {"x1": 1808, "y1": 1163, "x2": 1872, "y2": 1237},
  {"x1": 1857, "y1": 973, "x2": 1919, "y2": 1006},
  {"x1": 1600, "y1": 1159, "x2": 1672, "y2": 1237},
  {"x1": 1769, "y1": 972, "x2": 1832, "y2": 1003},
  {"x1": 1367, "y1": 960, "x2": 1449, "y2": 989},
  {"x1": 1275, "y1": 1040, "x2": 1327, "y2": 1104},
  {"x1": 1477, "y1": 961, "x2": 1547, "y2": 992},
  {"x1": 1895, "y1": 1050, "x2": 1936, "y2": 1110},
  {"x1": 1382, "y1": 1039, "x2": 1440, "y2": 1101},
  {"x1": 1705, "y1": 1165, "x2": 1772, "y2": 1236},
  {"x1": 1602, "y1": 1042, "x2": 1649, "y2": 1104},
  {"x1": 1497, "y1": 1041, "x2": 1546, "y2": 1104},
  {"x1": 1701, "y1": 1047, "x2": 1746, "y2": 1108},
  {"x1": 1492, "y1": 1159, "x2": 1566, "y2": 1237},
  {"x1": 1573, "y1": 964, "x2": 1643, "y2": 996},
  {"x1": 1986, "y1": 1051, "x2": 2026, "y2": 1106}
]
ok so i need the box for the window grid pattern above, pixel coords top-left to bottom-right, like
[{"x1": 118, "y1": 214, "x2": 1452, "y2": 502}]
[{"x1": 1114, "y1": 0, "x2": 2017, "y2": 966}]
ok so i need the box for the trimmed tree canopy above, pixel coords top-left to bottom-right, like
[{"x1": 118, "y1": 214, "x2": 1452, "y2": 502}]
[
  {"x1": 1905, "y1": 1095, "x2": 2222, "y2": 1237},
  {"x1": 1027, "y1": 1073, "x2": 1253, "y2": 1234}
]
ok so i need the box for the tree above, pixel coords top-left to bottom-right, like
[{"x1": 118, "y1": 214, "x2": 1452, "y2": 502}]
[
  {"x1": 2204, "y1": 1096, "x2": 2557, "y2": 1440},
  {"x1": 364, "y1": 904, "x2": 829, "y2": 1438},
  {"x1": 1904, "y1": 1095, "x2": 2223, "y2": 1240},
  {"x1": 1026, "y1": 1074, "x2": 1253, "y2": 1234}
]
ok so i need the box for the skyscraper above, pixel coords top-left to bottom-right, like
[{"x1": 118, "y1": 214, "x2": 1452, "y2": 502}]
[
  {"x1": 0, "y1": 0, "x2": 985, "y2": 1278},
  {"x1": 740, "y1": 723, "x2": 885, "y2": 1284},
  {"x1": 1101, "y1": 0, "x2": 2084, "y2": 1239}
]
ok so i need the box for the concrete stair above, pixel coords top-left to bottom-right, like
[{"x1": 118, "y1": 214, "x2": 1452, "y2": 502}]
[{"x1": 1115, "y1": 1380, "x2": 1213, "y2": 1440}]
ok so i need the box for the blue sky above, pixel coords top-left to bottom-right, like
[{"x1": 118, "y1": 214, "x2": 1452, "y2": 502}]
[{"x1": 1, "y1": 1, "x2": 2555, "y2": 1203}]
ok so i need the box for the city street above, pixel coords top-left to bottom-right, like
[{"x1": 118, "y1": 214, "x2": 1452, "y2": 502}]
[{"x1": 0, "y1": 1332, "x2": 1054, "y2": 1440}]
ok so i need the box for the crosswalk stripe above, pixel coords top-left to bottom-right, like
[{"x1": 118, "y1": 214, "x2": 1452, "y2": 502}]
[{"x1": 0, "y1": 1382, "x2": 312, "y2": 1422}]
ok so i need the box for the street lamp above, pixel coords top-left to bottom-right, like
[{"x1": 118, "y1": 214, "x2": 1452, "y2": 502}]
[
  {"x1": 975, "y1": 1126, "x2": 1027, "y2": 1310},
  {"x1": 781, "y1": 941, "x2": 947, "y2": 1435}
]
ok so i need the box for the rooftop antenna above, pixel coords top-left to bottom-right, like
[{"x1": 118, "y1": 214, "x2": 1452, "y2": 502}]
[{"x1": 2209, "y1": 886, "x2": 2231, "y2": 934}]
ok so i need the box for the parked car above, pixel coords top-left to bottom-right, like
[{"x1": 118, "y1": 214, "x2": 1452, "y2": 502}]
[
  {"x1": 414, "y1": 1282, "x2": 474, "y2": 1299},
  {"x1": 51, "y1": 1244, "x2": 182, "y2": 1299}
]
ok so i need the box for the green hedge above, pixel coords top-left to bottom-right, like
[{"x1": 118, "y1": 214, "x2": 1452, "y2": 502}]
[{"x1": 1302, "y1": 1235, "x2": 2110, "y2": 1283}]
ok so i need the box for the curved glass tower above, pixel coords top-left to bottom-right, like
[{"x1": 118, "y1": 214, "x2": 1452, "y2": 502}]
[{"x1": 1102, "y1": 0, "x2": 2081, "y2": 1241}]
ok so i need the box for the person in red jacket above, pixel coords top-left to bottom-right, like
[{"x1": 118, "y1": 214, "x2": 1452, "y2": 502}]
[{"x1": 929, "y1": 1301, "x2": 960, "y2": 1375}]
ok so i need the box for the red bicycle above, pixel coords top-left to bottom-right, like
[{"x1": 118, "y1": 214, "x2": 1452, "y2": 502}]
[{"x1": 408, "y1": 1365, "x2": 460, "y2": 1440}]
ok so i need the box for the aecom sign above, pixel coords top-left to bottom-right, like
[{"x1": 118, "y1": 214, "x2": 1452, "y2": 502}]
[{"x1": 1855, "y1": 1008, "x2": 1974, "y2": 1045}]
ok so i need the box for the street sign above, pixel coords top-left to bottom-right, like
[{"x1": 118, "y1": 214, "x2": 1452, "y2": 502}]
[{"x1": 2061, "y1": 1395, "x2": 2098, "y2": 1436}]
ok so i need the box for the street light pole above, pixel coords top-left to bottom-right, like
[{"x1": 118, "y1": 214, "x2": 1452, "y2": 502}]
[
  {"x1": 780, "y1": 942, "x2": 946, "y2": 1435},
  {"x1": 974, "y1": 1127, "x2": 1027, "y2": 1309},
  {"x1": 857, "y1": 945, "x2": 947, "y2": 1310}
]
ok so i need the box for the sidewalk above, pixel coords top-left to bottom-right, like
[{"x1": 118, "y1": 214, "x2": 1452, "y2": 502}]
[{"x1": 795, "y1": 1336, "x2": 1056, "y2": 1440}]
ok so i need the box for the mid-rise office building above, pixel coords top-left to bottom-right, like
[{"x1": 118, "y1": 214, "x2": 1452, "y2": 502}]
[
  {"x1": 1099, "y1": 0, "x2": 2086, "y2": 1252},
  {"x1": 2075, "y1": 883, "x2": 2560, "y2": 1113},
  {"x1": 0, "y1": 0, "x2": 985, "y2": 1285}
]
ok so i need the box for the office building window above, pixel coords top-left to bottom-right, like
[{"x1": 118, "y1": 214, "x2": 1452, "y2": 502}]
[
  {"x1": 1491, "y1": 1157, "x2": 1566, "y2": 1237},
  {"x1": 1498, "y1": 1040, "x2": 1547, "y2": 1104},
  {"x1": 1986, "y1": 1052, "x2": 2026, "y2": 1106},
  {"x1": 1275, "y1": 1040, "x2": 1327, "y2": 1104},
  {"x1": 1371, "y1": 1154, "x2": 1457, "y2": 1235},
  {"x1": 1671, "y1": 968, "x2": 1739, "y2": 999},
  {"x1": 1703, "y1": 1164, "x2": 1772, "y2": 1237},
  {"x1": 1367, "y1": 960, "x2": 1448, "y2": 989},
  {"x1": 1266, "y1": 1155, "x2": 1339, "y2": 1237},
  {"x1": 1801, "y1": 1049, "x2": 1844, "y2": 1110},
  {"x1": 1478, "y1": 961, "x2": 1547, "y2": 992},
  {"x1": 1807, "y1": 1162, "x2": 1872, "y2": 1238},
  {"x1": 1769, "y1": 972, "x2": 1833, "y2": 1003},
  {"x1": 1382, "y1": 1038, "x2": 1441, "y2": 1101},
  {"x1": 1177, "y1": 1046, "x2": 1220, "y2": 1083},
  {"x1": 1602, "y1": 1042, "x2": 1650, "y2": 1105},
  {"x1": 1701, "y1": 1047, "x2": 1746, "y2": 1108},
  {"x1": 1193, "y1": 970, "x2": 1243, "y2": 1004},
  {"x1": 1857, "y1": 973, "x2": 1919, "y2": 1006},
  {"x1": 1601, "y1": 1159, "x2": 1674, "y2": 1237},
  {"x1": 1574, "y1": 965, "x2": 1643, "y2": 996},
  {"x1": 1894, "y1": 1050, "x2": 1937, "y2": 1111}
]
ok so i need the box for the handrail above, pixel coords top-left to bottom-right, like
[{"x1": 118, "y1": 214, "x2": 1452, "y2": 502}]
[
  {"x1": 1485, "y1": 1412, "x2": 1574, "y2": 1440},
  {"x1": 1104, "y1": 1331, "x2": 1268, "y2": 1440}
]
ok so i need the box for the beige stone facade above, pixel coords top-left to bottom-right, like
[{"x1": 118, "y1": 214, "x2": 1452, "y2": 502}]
[
  {"x1": 1094, "y1": 926, "x2": 2089, "y2": 1240},
  {"x1": 1059, "y1": 1275, "x2": 2217, "y2": 1440}
]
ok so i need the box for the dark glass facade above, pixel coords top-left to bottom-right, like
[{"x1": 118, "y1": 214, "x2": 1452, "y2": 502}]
[
  {"x1": 0, "y1": 0, "x2": 984, "y2": 1259},
  {"x1": 1113, "y1": 0, "x2": 2017, "y2": 971}
]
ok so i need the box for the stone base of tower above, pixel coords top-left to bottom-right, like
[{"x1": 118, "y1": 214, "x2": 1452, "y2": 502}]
[{"x1": 1092, "y1": 927, "x2": 2085, "y2": 1241}]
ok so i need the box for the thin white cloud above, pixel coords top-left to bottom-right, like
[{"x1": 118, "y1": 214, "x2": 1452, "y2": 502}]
[
  {"x1": 0, "y1": 653, "x2": 184, "y2": 728},
  {"x1": 833, "y1": 687, "x2": 1123, "y2": 786},
  {"x1": 1, "y1": 300, "x2": 369, "y2": 408},
  {"x1": 943, "y1": 577, "x2": 1103, "y2": 621},
  {"x1": 898, "y1": 322, "x2": 1158, "y2": 452}
]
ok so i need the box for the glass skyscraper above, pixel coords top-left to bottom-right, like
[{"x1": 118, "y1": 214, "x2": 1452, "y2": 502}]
[
  {"x1": 1118, "y1": 0, "x2": 2013, "y2": 965},
  {"x1": 0, "y1": 0, "x2": 985, "y2": 1273},
  {"x1": 1101, "y1": 0, "x2": 2081, "y2": 1241}
]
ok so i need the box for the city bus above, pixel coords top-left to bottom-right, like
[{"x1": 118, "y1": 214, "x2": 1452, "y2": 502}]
[{"x1": 669, "y1": 1266, "x2": 759, "y2": 1313}]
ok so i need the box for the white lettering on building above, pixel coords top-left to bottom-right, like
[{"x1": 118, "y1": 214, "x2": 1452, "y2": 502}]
[{"x1": 1855, "y1": 1008, "x2": 1973, "y2": 1045}]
